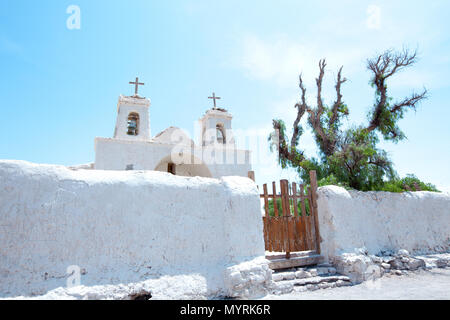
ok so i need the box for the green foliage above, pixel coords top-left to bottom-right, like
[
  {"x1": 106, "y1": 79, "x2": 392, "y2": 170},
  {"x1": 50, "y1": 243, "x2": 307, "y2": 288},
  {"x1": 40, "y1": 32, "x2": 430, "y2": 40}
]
[
  {"x1": 325, "y1": 127, "x2": 395, "y2": 191},
  {"x1": 265, "y1": 197, "x2": 311, "y2": 217},
  {"x1": 266, "y1": 197, "x2": 282, "y2": 216},
  {"x1": 290, "y1": 126, "x2": 397, "y2": 191},
  {"x1": 268, "y1": 119, "x2": 288, "y2": 168},
  {"x1": 315, "y1": 172, "x2": 438, "y2": 193},
  {"x1": 296, "y1": 158, "x2": 324, "y2": 184},
  {"x1": 369, "y1": 94, "x2": 406, "y2": 142},
  {"x1": 381, "y1": 174, "x2": 439, "y2": 192},
  {"x1": 317, "y1": 174, "x2": 349, "y2": 189},
  {"x1": 268, "y1": 49, "x2": 435, "y2": 193}
]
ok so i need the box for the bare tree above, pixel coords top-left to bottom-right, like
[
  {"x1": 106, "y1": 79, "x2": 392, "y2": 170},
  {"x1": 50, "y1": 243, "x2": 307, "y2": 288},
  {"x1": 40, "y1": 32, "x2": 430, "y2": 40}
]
[{"x1": 270, "y1": 48, "x2": 427, "y2": 189}]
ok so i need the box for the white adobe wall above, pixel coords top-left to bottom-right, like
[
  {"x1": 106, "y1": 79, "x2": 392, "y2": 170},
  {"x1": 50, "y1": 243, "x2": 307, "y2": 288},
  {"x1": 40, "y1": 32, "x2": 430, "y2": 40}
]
[
  {"x1": 0, "y1": 160, "x2": 268, "y2": 298},
  {"x1": 317, "y1": 186, "x2": 450, "y2": 261},
  {"x1": 94, "y1": 138, "x2": 251, "y2": 178}
]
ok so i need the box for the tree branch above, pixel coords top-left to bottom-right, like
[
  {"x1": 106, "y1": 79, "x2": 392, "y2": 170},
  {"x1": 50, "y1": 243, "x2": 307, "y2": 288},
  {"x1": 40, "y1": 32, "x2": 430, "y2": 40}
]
[
  {"x1": 290, "y1": 74, "x2": 308, "y2": 150},
  {"x1": 316, "y1": 59, "x2": 326, "y2": 117},
  {"x1": 390, "y1": 89, "x2": 428, "y2": 113},
  {"x1": 329, "y1": 66, "x2": 347, "y2": 126},
  {"x1": 366, "y1": 48, "x2": 426, "y2": 135}
]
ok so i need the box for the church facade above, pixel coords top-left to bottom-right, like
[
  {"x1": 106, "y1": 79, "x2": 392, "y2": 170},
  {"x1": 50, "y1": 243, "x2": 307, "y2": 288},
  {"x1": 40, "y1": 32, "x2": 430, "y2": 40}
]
[{"x1": 94, "y1": 83, "x2": 252, "y2": 179}]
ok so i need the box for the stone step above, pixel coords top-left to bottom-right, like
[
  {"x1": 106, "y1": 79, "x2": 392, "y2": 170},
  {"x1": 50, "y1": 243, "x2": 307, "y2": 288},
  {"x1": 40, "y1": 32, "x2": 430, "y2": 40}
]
[
  {"x1": 269, "y1": 274, "x2": 352, "y2": 295},
  {"x1": 293, "y1": 279, "x2": 353, "y2": 292},
  {"x1": 272, "y1": 271, "x2": 296, "y2": 282},
  {"x1": 268, "y1": 254, "x2": 323, "y2": 270},
  {"x1": 291, "y1": 275, "x2": 351, "y2": 286},
  {"x1": 272, "y1": 266, "x2": 338, "y2": 282}
]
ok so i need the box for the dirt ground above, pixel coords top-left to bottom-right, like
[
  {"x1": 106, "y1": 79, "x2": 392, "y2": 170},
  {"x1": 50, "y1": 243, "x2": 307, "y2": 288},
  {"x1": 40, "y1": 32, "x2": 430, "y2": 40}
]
[{"x1": 262, "y1": 268, "x2": 450, "y2": 300}]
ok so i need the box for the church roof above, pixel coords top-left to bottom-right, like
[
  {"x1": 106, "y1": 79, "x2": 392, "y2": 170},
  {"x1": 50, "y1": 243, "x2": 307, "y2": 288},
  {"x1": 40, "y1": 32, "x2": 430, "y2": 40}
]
[{"x1": 152, "y1": 127, "x2": 195, "y2": 146}]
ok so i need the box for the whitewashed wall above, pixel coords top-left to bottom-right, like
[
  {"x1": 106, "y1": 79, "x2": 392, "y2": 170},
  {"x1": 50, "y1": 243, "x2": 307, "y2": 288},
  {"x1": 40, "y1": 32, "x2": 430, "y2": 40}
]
[
  {"x1": 0, "y1": 160, "x2": 268, "y2": 298},
  {"x1": 317, "y1": 186, "x2": 450, "y2": 261},
  {"x1": 94, "y1": 137, "x2": 252, "y2": 178}
]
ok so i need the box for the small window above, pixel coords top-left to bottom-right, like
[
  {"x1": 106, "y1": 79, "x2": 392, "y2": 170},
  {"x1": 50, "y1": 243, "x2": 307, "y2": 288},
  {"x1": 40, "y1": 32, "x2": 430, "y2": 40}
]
[
  {"x1": 126, "y1": 164, "x2": 134, "y2": 170},
  {"x1": 168, "y1": 163, "x2": 176, "y2": 175},
  {"x1": 127, "y1": 112, "x2": 140, "y2": 136},
  {"x1": 216, "y1": 124, "x2": 226, "y2": 144}
]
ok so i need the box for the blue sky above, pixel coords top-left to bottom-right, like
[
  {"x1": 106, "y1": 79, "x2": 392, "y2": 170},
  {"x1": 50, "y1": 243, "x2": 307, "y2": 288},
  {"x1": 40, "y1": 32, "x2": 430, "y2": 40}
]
[{"x1": 0, "y1": 0, "x2": 449, "y2": 191}]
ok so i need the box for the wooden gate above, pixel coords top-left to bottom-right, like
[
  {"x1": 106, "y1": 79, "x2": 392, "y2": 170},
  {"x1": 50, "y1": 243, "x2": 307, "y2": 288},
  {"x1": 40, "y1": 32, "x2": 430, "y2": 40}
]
[{"x1": 260, "y1": 171, "x2": 321, "y2": 262}]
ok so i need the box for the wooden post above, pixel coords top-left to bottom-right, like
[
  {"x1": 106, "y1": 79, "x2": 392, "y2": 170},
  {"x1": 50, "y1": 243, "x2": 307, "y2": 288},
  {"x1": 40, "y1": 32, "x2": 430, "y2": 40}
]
[
  {"x1": 280, "y1": 180, "x2": 292, "y2": 258},
  {"x1": 280, "y1": 180, "x2": 291, "y2": 217},
  {"x1": 279, "y1": 181, "x2": 286, "y2": 254},
  {"x1": 289, "y1": 182, "x2": 297, "y2": 252},
  {"x1": 248, "y1": 171, "x2": 255, "y2": 182},
  {"x1": 291, "y1": 182, "x2": 300, "y2": 252},
  {"x1": 272, "y1": 182, "x2": 279, "y2": 217},
  {"x1": 292, "y1": 182, "x2": 299, "y2": 217},
  {"x1": 272, "y1": 181, "x2": 280, "y2": 252},
  {"x1": 309, "y1": 170, "x2": 321, "y2": 254},
  {"x1": 299, "y1": 184, "x2": 307, "y2": 217},
  {"x1": 299, "y1": 184, "x2": 308, "y2": 251},
  {"x1": 306, "y1": 188, "x2": 314, "y2": 250},
  {"x1": 262, "y1": 184, "x2": 271, "y2": 251},
  {"x1": 263, "y1": 184, "x2": 269, "y2": 217}
]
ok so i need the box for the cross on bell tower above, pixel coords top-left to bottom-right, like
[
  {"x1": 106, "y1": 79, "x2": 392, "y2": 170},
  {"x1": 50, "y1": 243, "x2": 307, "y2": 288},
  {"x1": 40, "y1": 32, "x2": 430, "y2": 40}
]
[
  {"x1": 208, "y1": 92, "x2": 221, "y2": 109},
  {"x1": 129, "y1": 77, "x2": 145, "y2": 97}
]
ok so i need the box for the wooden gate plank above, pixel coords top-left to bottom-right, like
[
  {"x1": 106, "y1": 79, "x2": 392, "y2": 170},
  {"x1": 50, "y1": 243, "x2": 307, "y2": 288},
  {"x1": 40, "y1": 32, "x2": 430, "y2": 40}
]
[
  {"x1": 274, "y1": 216, "x2": 280, "y2": 252},
  {"x1": 262, "y1": 184, "x2": 269, "y2": 217},
  {"x1": 264, "y1": 217, "x2": 269, "y2": 251},
  {"x1": 280, "y1": 180, "x2": 291, "y2": 257},
  {"x1": 309, "y1": 170, "x2": 321, "y2": 254},
  {"x1": 299, "y1": 184, "x2": 308, "y2": 251},
  {"x1": 286, "y1": 181, "x2": 295, "y2": 255},
  {"x1": 272, "y1": 182, "x2": 280, "y2": 252},
  {"x1": 272, "y1": 181, "x2": 279, "y2": 217},
  {"x1": 279, "y1": 181, "x2": 286, "y2": 254},
  {"x1": 292, "y1": 182, "x2": 299, "y2": 217},
  {"x1": 262, "y1": 184, "x2": 271, "y2": 251},
  {"x1": 306, "y1": 188, "x2": 316, "y2": 250},
  {"x1": 292, "y1": 183, "x2": 302, "y2": 252}
]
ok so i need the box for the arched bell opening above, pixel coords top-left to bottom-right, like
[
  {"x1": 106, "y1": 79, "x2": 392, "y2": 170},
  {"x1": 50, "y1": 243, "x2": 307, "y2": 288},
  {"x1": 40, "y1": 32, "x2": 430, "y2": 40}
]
[
  {"x1": 216, "y1": 123, "x2": 226, "y2": 144},
  {"x1": 127, "y1": 112, "x2": 140, "y2": 136}
]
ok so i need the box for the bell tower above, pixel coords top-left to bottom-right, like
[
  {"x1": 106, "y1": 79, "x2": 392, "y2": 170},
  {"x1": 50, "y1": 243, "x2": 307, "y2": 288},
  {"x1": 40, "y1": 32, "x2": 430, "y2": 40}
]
[
  {"x1": 199, "y1": 92, "x2": 235, "y2": 147},
  {"x1": 113, "y1": 78, "x2": 151, "y2": 141}
]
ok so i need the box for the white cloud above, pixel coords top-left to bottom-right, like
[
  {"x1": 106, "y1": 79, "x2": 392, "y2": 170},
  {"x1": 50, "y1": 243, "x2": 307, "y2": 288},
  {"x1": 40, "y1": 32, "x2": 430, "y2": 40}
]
[
  {"x1": 239, "y1": 34, "x2": 317, "y2": 88},
  {"x1": 366, "y1": 5, "x2": 381, "y2": 30},
  {"x1": 237, "y1": 33, "x2": 371, "y2": 92}
]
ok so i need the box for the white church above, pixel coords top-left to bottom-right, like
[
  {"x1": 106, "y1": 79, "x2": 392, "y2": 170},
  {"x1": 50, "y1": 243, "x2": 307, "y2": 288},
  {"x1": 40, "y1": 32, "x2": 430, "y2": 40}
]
[{"x1": 94, "y1": 78, "x2": 252, "y2": 178}]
